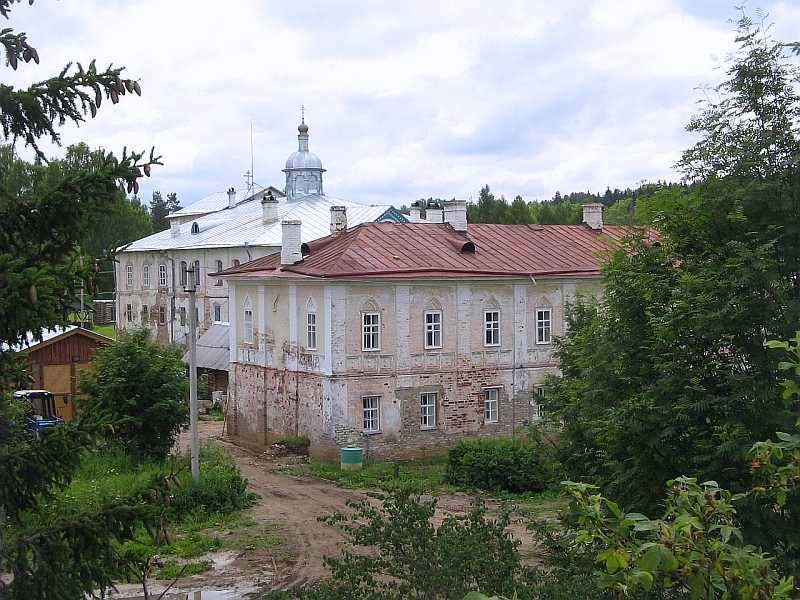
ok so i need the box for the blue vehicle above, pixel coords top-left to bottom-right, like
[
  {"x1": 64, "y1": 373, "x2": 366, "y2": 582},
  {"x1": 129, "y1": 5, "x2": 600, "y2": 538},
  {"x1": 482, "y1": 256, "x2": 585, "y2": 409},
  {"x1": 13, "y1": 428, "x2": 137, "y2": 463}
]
[{"x1": 13, "y1": 390, "x2": 64, "y2": 436}]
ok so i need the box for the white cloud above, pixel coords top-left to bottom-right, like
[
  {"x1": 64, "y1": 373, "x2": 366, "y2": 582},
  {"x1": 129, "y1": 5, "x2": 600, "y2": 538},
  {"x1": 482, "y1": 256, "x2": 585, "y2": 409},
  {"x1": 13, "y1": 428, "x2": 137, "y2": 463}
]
[{"x1": 4, "y1": 0, "x2": 799, "y2": 208}]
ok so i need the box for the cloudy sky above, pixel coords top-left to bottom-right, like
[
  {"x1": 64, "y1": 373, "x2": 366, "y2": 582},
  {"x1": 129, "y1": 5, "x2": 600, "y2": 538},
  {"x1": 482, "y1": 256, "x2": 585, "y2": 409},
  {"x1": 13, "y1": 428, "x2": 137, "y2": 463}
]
[{"x1": 6, "y1": 0, "x2": 800, "y2": 208}]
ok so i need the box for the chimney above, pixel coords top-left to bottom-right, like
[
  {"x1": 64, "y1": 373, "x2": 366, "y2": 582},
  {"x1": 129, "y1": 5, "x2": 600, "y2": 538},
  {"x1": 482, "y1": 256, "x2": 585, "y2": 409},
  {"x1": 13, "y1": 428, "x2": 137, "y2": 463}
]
[
  {"x1": 227, "y1": 187, "x2": 236, "y2": 209},
  {"x1": 426, "y1": 201, "x2": 444, "y2": 223},
  {"x1": 443, "y1": 199, "x2": 467, "y2": 232},
  {"x1": 409, "y1": 202, "x2": 422, "y2": 221},
  {"x1": 262, "y1": 190, "x2": 279, "y2": 224},
  {"x1": 330, "y1": 206, "x2": 348, "y2": 234},
  {"x1": 582, "y1": 203, "x2": 604, "y2": 231},
  {"x1": 281, "y1": 220, "x2": 303, "y2": 265},
  {"x1": 170, "y1": 219, "x2": 180, "y2": 237}
]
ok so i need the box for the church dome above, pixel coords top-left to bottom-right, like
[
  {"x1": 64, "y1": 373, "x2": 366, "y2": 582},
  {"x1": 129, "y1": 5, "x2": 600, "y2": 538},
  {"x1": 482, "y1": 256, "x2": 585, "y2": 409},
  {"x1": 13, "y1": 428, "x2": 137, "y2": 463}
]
[{"x1": 285, "y1": 149, "x2": 323, "y2": 170}]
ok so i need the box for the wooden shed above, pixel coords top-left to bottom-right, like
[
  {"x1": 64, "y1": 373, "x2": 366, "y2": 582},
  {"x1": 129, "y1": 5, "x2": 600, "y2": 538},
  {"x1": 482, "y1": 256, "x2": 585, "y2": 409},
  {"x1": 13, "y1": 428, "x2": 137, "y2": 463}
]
[{"x1": 15, "y1": 326, "x2": 113, "y2": 421}]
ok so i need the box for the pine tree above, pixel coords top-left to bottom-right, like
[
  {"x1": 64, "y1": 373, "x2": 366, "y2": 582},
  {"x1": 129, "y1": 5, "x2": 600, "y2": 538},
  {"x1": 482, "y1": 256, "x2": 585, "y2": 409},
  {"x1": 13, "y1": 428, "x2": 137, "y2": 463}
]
[{"x1": 0, "y1": 1, "x2": 168, "y2": 597}]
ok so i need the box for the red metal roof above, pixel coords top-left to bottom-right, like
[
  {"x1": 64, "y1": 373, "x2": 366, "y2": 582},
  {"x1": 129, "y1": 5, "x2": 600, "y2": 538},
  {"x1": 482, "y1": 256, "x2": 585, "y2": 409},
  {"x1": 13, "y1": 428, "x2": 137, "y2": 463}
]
[{"x1": 215, "y1": 222, "x2": 647, "y2": 280}]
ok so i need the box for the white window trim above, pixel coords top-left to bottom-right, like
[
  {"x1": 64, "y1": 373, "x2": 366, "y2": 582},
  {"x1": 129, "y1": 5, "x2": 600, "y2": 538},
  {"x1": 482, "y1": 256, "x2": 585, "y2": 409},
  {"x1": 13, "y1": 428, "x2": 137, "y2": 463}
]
[
  {"x1": 125, "y1": 265, "x2": 133, "y2": 289},
  {"x1": 484, "y1": 310, "x2": 500, "y2": 347},
  {"x1": 420, "y1": 392, "x2": 437, "y2": 430},
  {"x1": 307, "y1": 312, "x2": 318, "y2": 350},
  {"x1": 142, "y1": 264, "x2": 150, "y2": 288},
  {"x1": 213, "y1": 303, "x2": 222, "y2": 323},
  {"x1": 243, "y1": 308, "x2": 254, "y2": 344},
  {"x1": 158, "y1": 264, "x2": 167, "y2": 287},
  {"x1": 424, "y1": 310, "x2": 442, "y2": 350},
  {"x1": 536, "y1": 307, "x2": 552, "y2": 345},
  {"x1": 362, "y1": 395, "x2": 381, "y2": 434},
  {"x1": 362, "y1": 311, "x2": 381, "y2": 352},
  {"x1": 483, "y1": 387, "x2": 500, "y2": 424},
  {"x1": 215, "y1": 260, "x2": 224, "y2": 286}
]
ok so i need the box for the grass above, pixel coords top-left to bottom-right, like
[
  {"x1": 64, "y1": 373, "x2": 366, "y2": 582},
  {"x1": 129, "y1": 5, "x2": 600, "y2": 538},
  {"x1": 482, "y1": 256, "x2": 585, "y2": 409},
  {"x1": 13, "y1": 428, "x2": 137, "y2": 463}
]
[
  {"x1": 156, "y1": 559, "x2": 212, "y2": 579},
  {"x1": 199, "y1": 405, "x2": 225, "y2": 422},
  {"x1": 161, "y1": 532, "x2": 222, "y2": 558},
  {"x1": 305, "y1": 456, "x2": 448, "y2": 494},
  {"x1": 91, "y1": 323, "x2": 117, "y2": 339}
]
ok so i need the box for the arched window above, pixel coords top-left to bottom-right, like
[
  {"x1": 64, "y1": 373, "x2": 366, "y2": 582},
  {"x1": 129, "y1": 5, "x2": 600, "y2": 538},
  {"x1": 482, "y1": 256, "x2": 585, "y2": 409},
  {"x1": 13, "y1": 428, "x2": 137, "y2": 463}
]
[
  {"x1": 179, "y1": 261, "x2": 187, "y2": 286},
  {"x1": 233, "y1": 259, "x2": 240, "y2": 268},
  {"x1": 360, "y1": 298, "x2": 380, "y2": 351},
  {"x1": 193, "y1": 260, "x2": 200, "y2": 286},
  {"x1": 125, "y1": 265, "x2": 133, "y2": 288},
  {"x1": 424, "y1": 298, "x2": 443, "y2": 350},
  {"x1": 306, "y1": 298, "x2": 317, "y2": 350},
  {"x1": 215, "y1": 259, "x2": 223, "y2": 286},
  {"x1": 243, "y1": 297, "x2": 254, "y2": 344},
  {"x1": 191, "y1": 222, "x2": 199, "y2": 234}
]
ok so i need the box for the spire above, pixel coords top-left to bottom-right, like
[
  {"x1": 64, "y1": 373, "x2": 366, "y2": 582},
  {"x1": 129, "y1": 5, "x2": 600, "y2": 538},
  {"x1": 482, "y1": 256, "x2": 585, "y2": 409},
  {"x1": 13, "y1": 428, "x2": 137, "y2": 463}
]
[{"x1": 297, "y1": 105, "x2": 309, "y2": 152}]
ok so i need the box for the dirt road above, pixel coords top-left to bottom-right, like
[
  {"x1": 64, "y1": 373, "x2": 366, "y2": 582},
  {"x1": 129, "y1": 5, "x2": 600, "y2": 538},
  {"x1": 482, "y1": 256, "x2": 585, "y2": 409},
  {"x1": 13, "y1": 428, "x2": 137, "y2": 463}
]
[{"x1": 179, "y1": 421, "x2": 368, "y2": 590}]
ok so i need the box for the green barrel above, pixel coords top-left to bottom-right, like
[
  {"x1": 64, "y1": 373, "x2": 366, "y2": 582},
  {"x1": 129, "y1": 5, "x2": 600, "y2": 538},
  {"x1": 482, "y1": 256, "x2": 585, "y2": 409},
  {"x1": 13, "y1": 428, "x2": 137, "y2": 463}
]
[{"x1": 340, "y1": 446, "x2": 363, "y2": 471}]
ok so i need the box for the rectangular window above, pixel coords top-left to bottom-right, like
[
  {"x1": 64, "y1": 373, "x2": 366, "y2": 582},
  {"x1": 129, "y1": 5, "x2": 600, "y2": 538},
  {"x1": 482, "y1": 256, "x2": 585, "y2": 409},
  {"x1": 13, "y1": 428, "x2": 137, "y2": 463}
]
[
  {"x1": 158, "y1": 264, "x2": 167, "y2": 287},
  {"x1": 536, "y1": 308, "x2": 552, "y2": 344},
  {"x1": 362, "y1": 396, "x2": 380, "y2": 433},
  {"x1": 126, "y1": 265, "x2": 133, "y2": 288},
  {"x1": 215, "y1": 259, "x2": 223, "y2": 286},
  {"x1": 420, "y1": 392, "x2": 437, "y2": 430},
  {"x1": 126, "y1": 303, "x2": 133, "y2": 322},
  {"x1": 534, "y1": 387, "x2": 548, "y2": 421},
  {"x1": 141, "y1": 305, "x2": 149, "y2": 324},
  {"x1": 484, "y1": 387, "x2": 499, "y2": 423},
  {"x1": 213, "y1": 303, "x2": 222, "y2": 323},
  {"x1": 233, "y1": 259, "x2": 240, "y2": 267},
  {"x1": 180, "y1": 307, "x2": 186, "y2": 326},
  {"x1": 142, "y1": 265, "x2": 150, "y2": 288},
  {"x1": 424, "y1": 310, "x2": 442, "y2": 349},
  {"x1": 180, "y1": 261, "x2": 187, "y2": 286},
  {"x1": 484, "y1": 310, "x2": 500, "y2": 346},
  {"x1": 159, "y1": 305, "x2": 166, "y2": 325},
  {"x1": 243, "y1": 309, "x2": 254, "y2": 343},
  {"x1": 194, "y1": 260, "x2": 201, "y2": 286},
  {"x1": 362, "y1": 312, "x2": 380, "y2": 351},
  {"x1": 307, "y1": 313, "x2": 317, "y2": 349}
]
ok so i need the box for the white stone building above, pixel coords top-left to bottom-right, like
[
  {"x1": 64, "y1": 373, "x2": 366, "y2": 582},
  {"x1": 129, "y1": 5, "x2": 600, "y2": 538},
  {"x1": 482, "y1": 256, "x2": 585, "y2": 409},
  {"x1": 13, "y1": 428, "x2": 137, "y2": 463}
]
[{"x1": 218, "y1": 203, "x2": 626, "y2": 458}]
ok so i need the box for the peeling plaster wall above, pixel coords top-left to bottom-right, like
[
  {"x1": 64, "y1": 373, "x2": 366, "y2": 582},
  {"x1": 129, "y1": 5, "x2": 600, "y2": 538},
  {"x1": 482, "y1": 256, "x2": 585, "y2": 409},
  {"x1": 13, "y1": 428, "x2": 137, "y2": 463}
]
[{"x1": 227, "y1": 276, "x2": 598, "y2": 458}]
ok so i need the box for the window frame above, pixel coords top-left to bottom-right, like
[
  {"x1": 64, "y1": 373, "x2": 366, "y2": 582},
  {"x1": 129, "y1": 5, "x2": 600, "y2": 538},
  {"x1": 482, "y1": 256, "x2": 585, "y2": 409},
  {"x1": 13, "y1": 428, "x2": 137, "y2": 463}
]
[
  {"x1": 534, "y1": 387, "x2": 548, "y2": 421},
  {"x1": 215, "y1": 259, "x2": 223, "y2": 286},
  {"x1": 142, "y1": 264, "x2": 150, "y2": 288},
  {"x1": 193, "y1": 260, "x2": 201, "y2": 287},
  {"x1": 158, "y1": 263, "x2": 167, "y2": 287},
  {"x1": 484, "y1": 387, "x2": 500, "y2": 424},
  {"x1": 307, "y1": 312, "x2": 317, "y2": 350},
  {"x1": 125, "y1": 265, "x2": 133, "y2": 289},
  {"x1": 126, "y1": 303, "x2": 133, "y2": 322},
  {"x1": 536, "y1": 307, "x2": 552, "y2": 344},
  {"x1": 180, "y1": 261, "x2": 188, "y2": 286},
  {"x1": 361, "y1": 311, "x2": 380, "y2": 352},
  {"x1": 484, "y1": 310, "x2": 500, "y2": 347},
  {"x1": 243, "y1": 308, "x2": 254, "y2": 344},
  {"x1": 159, "y1": 305, "x2": 166, "y2": 325},
  {"x1": 424, "y1": 310, "x2": 442, "y2": 350},
  {"x1": 213, "y1": 303, "x2": 222, "y2": 323},
  {"x1": 180, "y1": 307, "x2": 186, "y2": 326},
  {"x1": 362, "y1": 395, "x2": 380, "y2": 434},
  {"x1": 420, "y1": 392, "x2": 437, "y2": 430},
  {"x1": 141, "y1": 304, "x2": 149, "y2": 324}
]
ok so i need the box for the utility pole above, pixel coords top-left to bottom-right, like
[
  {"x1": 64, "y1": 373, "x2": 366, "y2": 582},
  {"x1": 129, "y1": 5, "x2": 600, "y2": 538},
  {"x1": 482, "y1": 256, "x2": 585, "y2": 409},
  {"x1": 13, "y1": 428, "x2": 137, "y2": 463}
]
[{"x1": 185, "y1": 265, "x2": 200, "y2": 480}]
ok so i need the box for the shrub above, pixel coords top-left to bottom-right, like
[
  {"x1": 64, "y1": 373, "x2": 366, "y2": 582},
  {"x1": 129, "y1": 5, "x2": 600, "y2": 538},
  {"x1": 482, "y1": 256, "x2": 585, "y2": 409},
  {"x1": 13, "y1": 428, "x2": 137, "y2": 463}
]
[
  {"x1": 446, "y1": 437, "x2": 554, "y2": 493},
  {"x1": 170, "y1": 446, "x2": 256, "y2": 517},
  {"x1": 79, "y1": 329, "x2": 188, "y2": 459},
  {"x1": 274, "y1": 434, "x2": 310, "y2": 454}
]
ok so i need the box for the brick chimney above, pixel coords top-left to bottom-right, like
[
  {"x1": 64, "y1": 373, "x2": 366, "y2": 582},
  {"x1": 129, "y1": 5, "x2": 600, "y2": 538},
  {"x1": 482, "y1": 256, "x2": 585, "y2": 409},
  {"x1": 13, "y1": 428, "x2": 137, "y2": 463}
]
[
  {"x1": 227, "y1": 187, "x2": 236, "y2": 209},
  {"x1": 281, "y1": 220, "x2": 303, "y2": 265},
  {"x1": 426, "y1": 200, "x2": 444, "y2": 223},
  {"x1": 262, "y1": 190, "x2": 279, "y2": 224},
  {"x1": 582, "y1": 203, "x2": 604, "y2": 231},
  {"x1": 330, "y1": 206, "x2": 347, "y2": 234},
  {"x1": 443, "y1": 199, "x2": 467, "y2": 232}
]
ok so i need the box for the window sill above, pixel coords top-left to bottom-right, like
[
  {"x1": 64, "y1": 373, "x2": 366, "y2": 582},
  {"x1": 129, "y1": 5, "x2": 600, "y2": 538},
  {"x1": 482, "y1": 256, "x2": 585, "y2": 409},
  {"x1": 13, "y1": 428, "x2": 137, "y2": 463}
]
[
  {"x1": 424, "y1": 346, "x2": 443, "y2": 351},
  {"x1": 483, "y1": 343, "x2": 501, "y2": 348},
  {"x1": 420, "y1": 426, "x2": 437, "y2": 432},
  {"x1": 362, "y1": 430, "x2": 381, "y2": 436},
  {"x1": 484, "y1": 420, "x2": 499, "y2": 425},
  {"x1": 362, "y1": 348, "x2": 381, "y2": 353}
]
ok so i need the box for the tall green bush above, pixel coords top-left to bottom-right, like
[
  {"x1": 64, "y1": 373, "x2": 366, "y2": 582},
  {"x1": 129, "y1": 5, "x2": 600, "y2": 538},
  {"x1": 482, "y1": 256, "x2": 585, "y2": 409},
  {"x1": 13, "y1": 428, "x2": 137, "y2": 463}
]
[
  {"x1": 446, "y1": 437, "x2": 554, "y2": 493},
  {"x1": 80, "y1": 329, "x2": 188, "y2": 459}
]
